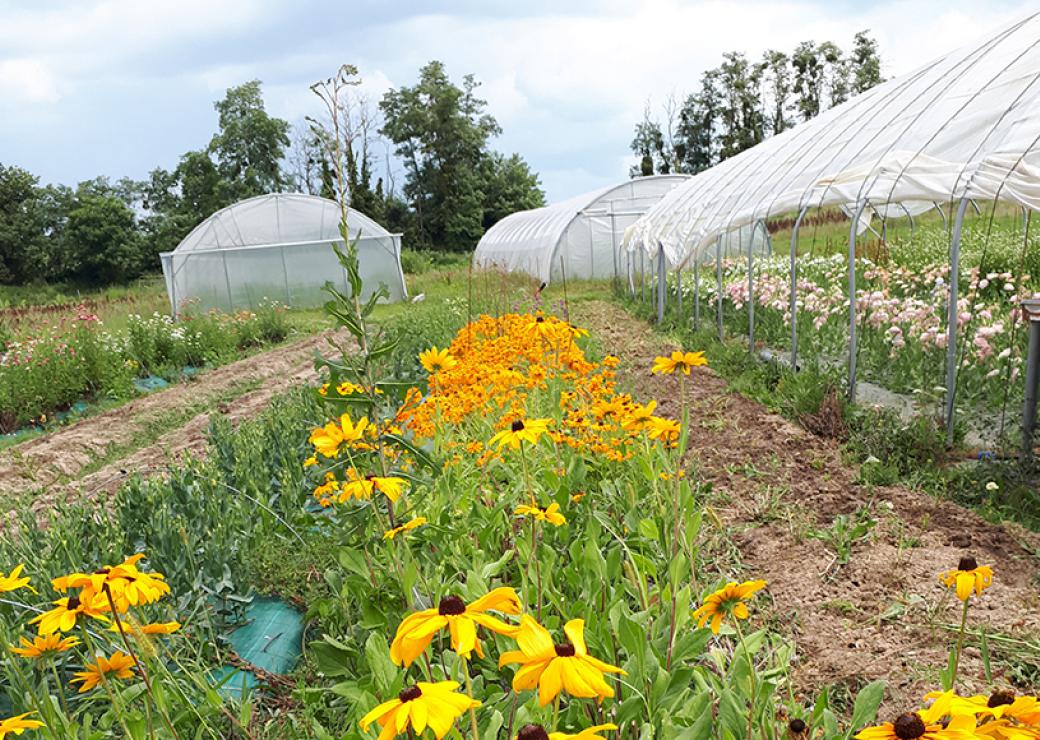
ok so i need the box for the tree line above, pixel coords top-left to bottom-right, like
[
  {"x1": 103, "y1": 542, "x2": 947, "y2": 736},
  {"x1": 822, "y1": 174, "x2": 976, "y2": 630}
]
[
  {"x1": 0, "y1": 62, "x2": 544, "y2": 286},
  {"x1": 630, "y1": 31, "x2": 884, "y2": 177}
]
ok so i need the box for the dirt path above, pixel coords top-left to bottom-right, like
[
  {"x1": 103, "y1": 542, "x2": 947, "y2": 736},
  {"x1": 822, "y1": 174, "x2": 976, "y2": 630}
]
[
  {"x1": 1, "y1": 330, "x2": 344, "y2": 525},
  {"x1": 574, "y1": 300, "x2": 1040, "y2": 713}
]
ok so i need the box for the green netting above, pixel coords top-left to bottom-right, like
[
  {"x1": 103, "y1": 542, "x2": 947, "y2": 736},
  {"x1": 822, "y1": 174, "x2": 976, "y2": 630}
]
[{"x1": 214, "y1": 597, "x2": 303, "y2": 698}]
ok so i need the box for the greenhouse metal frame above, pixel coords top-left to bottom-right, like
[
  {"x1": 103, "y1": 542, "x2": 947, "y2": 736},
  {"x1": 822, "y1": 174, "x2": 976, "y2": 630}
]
[{"x1": 620, "y1": 11, "x2": 1040, "y2": 448}]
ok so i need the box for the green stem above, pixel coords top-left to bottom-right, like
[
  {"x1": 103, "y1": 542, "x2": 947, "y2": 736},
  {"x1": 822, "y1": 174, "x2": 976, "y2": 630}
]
[
  {"x1": 950, "y1": 598, "x2": 971, "y2": 689},
  {"x1": 462, "y1": 659, "x2": 480, "y2": 740},
  {"x1": 531, "y1": 517, "x2": 543, "y2": 621},
  {"x1": 80, "y1": 623, "x2": 137, "y2": 739},
  {"x1": 103, "y1": 586, "x2": 180, "y2": 740},
  {"x1": 733, "y1": 619, "x2": 757, "y2": 740},
  {"x1": 49, "y1": 660, "x2": 69, "y2": 717}
]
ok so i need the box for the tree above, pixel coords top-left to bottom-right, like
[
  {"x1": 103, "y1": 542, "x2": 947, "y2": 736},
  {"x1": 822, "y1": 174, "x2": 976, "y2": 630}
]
[
  {"x1": 629, "y1": 104, "x2": 669, "y2": 177},
  {"x1": 851, "y1": 31, "x2": 883, "y2": 94},
  {"x1": 792, "y1": 41, "x2": 825, "y2": 121},
  {"x1": 761, "y1": 50, "x2": 793, "y2": 136},
  {"x1": 65, "y1": 194, "x2": 141, "y2": 284},
  {"x1": 380, "y1": 61, "x2": 541, "y2": 250},
  {"x1": 716, "y1": 52, "x2": 765, "y2": 159},
  {"x1": 675, "y1": 76, "x2": 720, "y2": 173},
  {"x1": 208, "y1": 80, "x2": 291, "y2": 203},
  {"x1": 0, "y1": 164, "x2": 46, "y2": 283},
  {"x1": 481, "y1": 152, "x2": 546, "y2": 229},
  {"x1": 819, "y1": 41, "x2": 850, "y2": 108}
]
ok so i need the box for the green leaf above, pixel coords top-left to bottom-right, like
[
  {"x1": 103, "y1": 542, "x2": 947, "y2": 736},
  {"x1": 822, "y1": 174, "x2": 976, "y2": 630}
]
[
  {"x1": 364, "y1": 632, "x2": 397, "y2": 695},
  {"x1": 846, "y1": 680, "x2": 885, "y2": 738}
]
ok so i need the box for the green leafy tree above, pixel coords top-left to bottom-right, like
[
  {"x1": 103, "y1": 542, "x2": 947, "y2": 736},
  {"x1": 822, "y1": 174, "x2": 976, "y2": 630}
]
[
  {"x1": 851, "y1": 31, "x2": 884, "y2": 94},
  {"x1": 480, "y1": 152, "x2": 545, "y2": 229},
  {"x1": 792, "y1": 41, "x2": 825, "y2": 121},
  {"x1": 0, "y1": 164, "x2": 46, "y2": 283},
  {"x1": 629, "y1": 106, "x2": 670, "y2": 177},
  {"x1": 675, "y1": 76, "x2": 720, "y2": 173},
  {"x1": 65, "y1": 194, "x2": 141, "y2": 284},
  {"x1": 209, "y1": 80, "x2": 291, "y2": 203},
  {"x1": 820, "y1": 41, "x2": 850, "y2": 108},
  {"x1": 716, "y1": 52, "x2": 765, "y2": 159},
  {"x1": 761, "y1": 50, "x2": 793, "y2": 136},
  {"x1": 380, "y1": 61, "x2": 506, "y2": 250}
]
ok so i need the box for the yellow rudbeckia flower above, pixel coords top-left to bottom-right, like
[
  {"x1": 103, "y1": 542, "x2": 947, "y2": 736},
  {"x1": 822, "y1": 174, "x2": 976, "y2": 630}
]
[
  {"x1": 0, "y1": 564, "x2": 34, "y2": 595},
  {"x1": 339, "y1": 469, "x2": 408, "y2": 504},
  {"x1": 0, "y1": 712, "x2": 44, "y2": 736},
  {"x1": 692, "y1": 580, "x2": 767, "y2": 634},
  {"x1": 72, "y1": 651, "x2": 136, "y2": 693},
  {"x1": 489, "y1": 418, "x2": 552, "y2": 450},
  {"x1": 309, "y1": 413, "x2": 370, "y2": 458},
  {"x1": 383, "y1": 516, "x2": 427, "y2": 540},
  {"x1": 53, "y1": 554, "x2": 170, "y2": 613},
  {"x1": 10, "y1": 633, "x2": 79, "y2": 660},
  {"x1": 853, "y1": 711, "x2": 962, "y2": 740},
  {"x1": 499, "y1": 615, "x2": 626, "y2": 706},
  {"x1": 515, "y1": 502, "x2": 566, "y2": 527},
  {"x1": 939, "y1": 557, "x2": 993, "y2": 602},
  {"x1": 651, "y1": 350, "x2": 707, "y2": 375},
  {"x1": 29, "y1": 593, "x2": 110, "y2": 635},
  {"x1": 390, "y1": 587, "x2": 522, "y2": 666},
  {"x1": 359, "y1": 681, "x2": 479, "y2": 740},
  {"x1": 419, "y1": 347, "x2": 458, "y2": 374}
]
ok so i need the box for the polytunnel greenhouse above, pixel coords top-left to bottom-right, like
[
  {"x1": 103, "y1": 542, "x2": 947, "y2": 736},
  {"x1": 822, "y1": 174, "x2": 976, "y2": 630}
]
[
  {"x1": 472, "y1": 174, "x2": 688, "y2": 284},
  {"x1": 623, "y1": 10, "x2": 1040, "y2": 449},
  {"x1": 160, "y1": 193, "x2": 407, "y2": 316}
]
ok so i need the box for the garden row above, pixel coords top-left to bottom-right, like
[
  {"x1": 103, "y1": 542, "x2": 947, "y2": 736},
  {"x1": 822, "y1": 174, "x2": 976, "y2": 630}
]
[{"x1": 0, "y1": 301, "x2": 291, "y2": 433}]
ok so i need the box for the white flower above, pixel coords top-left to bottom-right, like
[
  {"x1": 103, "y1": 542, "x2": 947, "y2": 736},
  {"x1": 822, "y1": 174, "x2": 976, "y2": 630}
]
[{"x1": 985, "y1": 481, "x2": 999, "y2": 492}]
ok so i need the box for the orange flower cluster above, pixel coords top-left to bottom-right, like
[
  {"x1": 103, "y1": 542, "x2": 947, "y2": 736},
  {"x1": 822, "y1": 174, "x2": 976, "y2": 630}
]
[{"x1": 397, "y1": 313, "x2": 678, "y2": 465}]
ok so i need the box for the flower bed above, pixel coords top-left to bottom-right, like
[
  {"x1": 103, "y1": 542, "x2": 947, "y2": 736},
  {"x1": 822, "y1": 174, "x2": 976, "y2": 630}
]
[{"x1": 0, "y1": 301, "x2": 291, "y2": 432}]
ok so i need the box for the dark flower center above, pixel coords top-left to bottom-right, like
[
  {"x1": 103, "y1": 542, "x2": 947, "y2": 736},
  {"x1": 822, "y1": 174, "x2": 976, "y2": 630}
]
[
  {"x1": 893, "y1": 713, "x2": 926, "y2": 740},
  {"x1": 511, "y1": 420, "x2": 525, "y2": 432},
  {"x1": 438, "y1": 595, "x2": 466, "y2": 616},
  {"x1": 554, "y1": 643, "x2": 576, "y2": 657},
  {"x1": 535, "y1": 317, "x2": 545, "y2": 323},
  {"x1": 517, "y1": 724, "x2": 550, "y2": 740},
  {"x1": 958, "y1": 556, "x2": 978, "y2": 571},
  {"x1": 67, "y1": 595, "x2": 81, "y2": 610},
  {"x1": 398, "y1": 685, "x2": 422, "y2": 703},
  {"x1": 988, "y1": 690, "x2": 1014, "y2": 708},
  {"x1": 95, "y1": 567, "x2": 110, "y2": 575},
  {"x1": 789, "y1": 719, "x2": 807, "y2": 734}
]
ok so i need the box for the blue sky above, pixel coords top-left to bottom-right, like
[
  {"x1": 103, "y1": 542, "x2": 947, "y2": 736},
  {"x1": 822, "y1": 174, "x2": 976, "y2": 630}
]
[{"x1": 0, "y1": 0, "x2": 1033, "y2": 201}]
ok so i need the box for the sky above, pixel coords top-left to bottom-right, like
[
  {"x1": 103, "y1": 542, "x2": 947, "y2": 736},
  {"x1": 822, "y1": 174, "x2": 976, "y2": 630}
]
[{"x1": 0, "y1": 0, "x2": 1034, "y2": 202}]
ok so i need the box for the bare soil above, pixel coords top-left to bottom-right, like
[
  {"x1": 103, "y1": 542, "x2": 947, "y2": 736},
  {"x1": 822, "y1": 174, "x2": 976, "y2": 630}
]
[
  {"x1": 0, "y1": 330, "x2": 343, "y2": 526},
  {"x1": 574, "y1": 299, "x2": 1040, "y2": 714}
]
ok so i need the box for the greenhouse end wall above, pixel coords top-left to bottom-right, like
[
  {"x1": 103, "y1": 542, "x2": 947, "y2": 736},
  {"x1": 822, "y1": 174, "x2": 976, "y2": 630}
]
[{"x1": 160, "y1": 235, "x2": 407, "y2": 316}]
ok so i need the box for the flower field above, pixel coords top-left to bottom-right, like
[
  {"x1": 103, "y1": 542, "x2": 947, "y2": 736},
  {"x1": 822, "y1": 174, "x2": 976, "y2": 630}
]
[
  {"x1": 0, "y1": 241, "x2": 1036, "y2": 739},
  {"x1": 660, "y1": 220, "x2": 1040, "y2": 448},
  {"x1": 0, "y1": 301, "x2": 291, "y2": 434}
]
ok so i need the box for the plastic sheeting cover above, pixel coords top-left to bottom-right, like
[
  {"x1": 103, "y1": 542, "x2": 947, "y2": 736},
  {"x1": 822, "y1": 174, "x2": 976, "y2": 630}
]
[
  {"x1": 474, "y1": 175, "x2": 689, "y2": 283},
  {"x1": 627, "y1": 11, "x2": 1040, "y2": 268},
  {"x1": 160, "y1": 194, "x2": 407, "y2": 315}
]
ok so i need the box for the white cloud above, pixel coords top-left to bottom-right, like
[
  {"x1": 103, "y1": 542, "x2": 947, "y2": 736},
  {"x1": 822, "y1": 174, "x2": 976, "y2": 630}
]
[
  {"x1": 1, "y1": 0, "x2": 1035, "y2": 199},
  {"x1": 0, "y1": 58, "x2": 60, "y2": 103}
]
